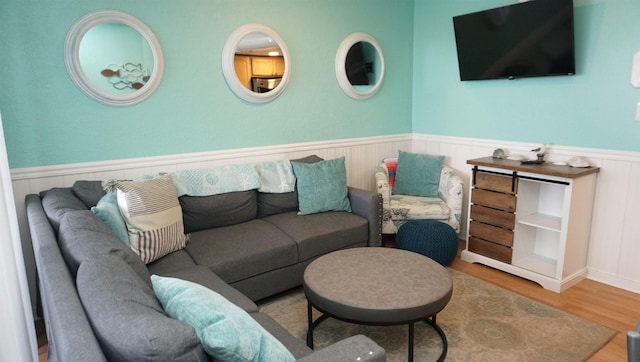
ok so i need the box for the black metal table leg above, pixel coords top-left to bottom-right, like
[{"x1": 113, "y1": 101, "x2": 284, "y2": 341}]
[{"x1": 408, "y1": 322, "x2": 414, "y2": 362}]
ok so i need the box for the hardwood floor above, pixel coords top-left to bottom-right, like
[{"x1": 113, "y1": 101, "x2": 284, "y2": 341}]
[{"x1": 35, "y1": 243, "x2": 640, "y2": 361}]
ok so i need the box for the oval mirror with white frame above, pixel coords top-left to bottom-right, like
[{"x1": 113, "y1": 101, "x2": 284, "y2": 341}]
[
  {"x1": 335, "y1": 33, "x2": 385, "y2": 100},
  {"x1": 64, "y1": 10, "x2": 164, "y2": 106},
  {"x1": 222, "y1": 24, "x2": 291, "y2": 103}
]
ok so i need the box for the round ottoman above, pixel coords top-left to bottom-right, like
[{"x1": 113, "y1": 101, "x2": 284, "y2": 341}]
[{"x1": 396, "y1": 220, "x2": 458, "y2": 266}]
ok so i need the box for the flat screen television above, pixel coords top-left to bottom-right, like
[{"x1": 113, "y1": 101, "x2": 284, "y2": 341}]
[{"x1": 453, "y1": 0, "x2": 575, "y2": 81}]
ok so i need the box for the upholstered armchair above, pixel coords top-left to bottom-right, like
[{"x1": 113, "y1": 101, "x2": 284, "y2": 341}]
[{"x1": 375, "y1": 153, "x2": 463, "y2": 235}]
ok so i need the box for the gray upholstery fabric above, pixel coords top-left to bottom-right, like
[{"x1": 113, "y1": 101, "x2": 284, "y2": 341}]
[
  {"x1": 76, "y1": 255, "x2": 207, "y2": 362},
  {"x1": 146, "y1": 249, "x2": 197, "y2": 276},
  {"x1": 72, "y1": 180, "x2": 106, "y2": 208},
  {"x1": 57, "y1": 210, "x2": 150, "y2": 285},
  {"x1": 290, "y1": 154, "x2": 324, "y2": 164},
  {"x1": 26, "y1": 194, "x2": 107, "y2": 362},
  {"x1": 185, "y1": 219, "x2": 297, "y2": 283},
  {"x1": 157, "y1": 265, "x2": 259, "y2": 313},
  {"x1": 180, "y1": 190, "x2": 257, "y2": 233},
  {"x1": 250, "y1": 312, "x2": 312, "y2": 359},
  {"x1": 41, "y1": 188, "x2": 89, "y2": 230},
  {"x1": 231, "y1": 262, "x2": 307, "y2": 302},
  {"x1": 257, "y1": 191, "x2": 299, "y2": 218},
  {"x1": 262, "y1": 211, "x2": 368, "y2": 261}
]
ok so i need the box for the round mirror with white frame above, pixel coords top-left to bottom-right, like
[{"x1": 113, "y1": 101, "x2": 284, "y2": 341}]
[
  {"x1": 64, "y1": 10, "x2": 164, "y2": 106},
  {"x1": 222, "y1": 24, "x2": 291, "y2": 103},
  {"x1": 335, "y1": 33, "x2": 385, "y2": 100}
]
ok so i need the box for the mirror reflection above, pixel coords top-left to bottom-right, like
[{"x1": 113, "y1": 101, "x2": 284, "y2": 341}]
[
  {"x1": 233, "y1": 32, "x2": 285, "y2": 93},
  {"x1": 345, "y1": 41, "x2": 381, "y2": 89},
  {"x1": 80, "y1": 22, "x2": 154, "y2": 94}
]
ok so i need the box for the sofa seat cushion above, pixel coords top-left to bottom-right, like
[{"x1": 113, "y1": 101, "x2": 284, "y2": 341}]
[
  {"x1": 147, "y1": 249, "x2": 198, "y2": 276},
  {"x1": 157, "y1": 265, "x2": 259, "y2": 313},
  {"x1": 185, "y1": 219, "x2": 297, "y2": 284},
  {"x1": 77, "y1": 256, "x2": 207, "y2": 362},
  {"x1": 57, "y1": 210, "x2": 150, "y2": 285},
  {"x1": 388, "y1": 195, "x2": 451, "y2": 220},
  {"x1": 262, "y1": 211, "x2": 368, "y2": 262}
]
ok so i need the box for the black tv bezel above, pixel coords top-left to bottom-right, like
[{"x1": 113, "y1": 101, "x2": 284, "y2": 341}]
[{"x1": 452, "y1": 0, "x2": 576, "y2": 81}]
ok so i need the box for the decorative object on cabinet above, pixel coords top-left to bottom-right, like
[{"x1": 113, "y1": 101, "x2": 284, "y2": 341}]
[
  {"x1": 375, "y1": 152, "x2": 463, "y2": 234},
  {"x1": 462, "y1": 157, "x2": 600, "y2": 293},
  {"x1": 335, "y1": 32, "x2": 385, "y2": 100},
  {"x1": 64, "y1": 10, "x2": 164, "y2": 106},
  {"x1": 222, "y1": 24, "x2": 290, "y2": 103}
]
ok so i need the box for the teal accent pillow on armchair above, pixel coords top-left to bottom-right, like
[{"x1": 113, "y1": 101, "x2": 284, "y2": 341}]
[
  {"x1": 291, "y1": 156, "x2": 351, "y2": 215},
  {"x1": 151, "y1": 275, "x2": 295, "y2": 362},
  {"x1": 392, "y1": 151, "x2": 444, "y2": 198}
]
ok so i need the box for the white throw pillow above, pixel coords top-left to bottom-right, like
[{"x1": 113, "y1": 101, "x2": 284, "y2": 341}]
[{"x1": 114, "y1": 174, "x2": 188, "y2": 263}]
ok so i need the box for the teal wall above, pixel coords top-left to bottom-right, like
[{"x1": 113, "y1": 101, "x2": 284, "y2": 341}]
[
  {"x1": 413, "y1": 0, "x2": 640, "y2": 152},
  {"x1": 0, "y1": 0, "x2": 414, "y2": 168}
]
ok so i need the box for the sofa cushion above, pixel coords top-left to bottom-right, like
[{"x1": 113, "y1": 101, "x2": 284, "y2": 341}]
[
  {"x1": 158, "y1": 265, "x2": 259, "y2": 313},
  {"x1": 185, "y1": 219, "x2": 297, "y2": 284},
  {"x1": 114, "y1": 175, "x2": 189, "y2": 264},
  {"x1": 257, "y1": 192, "x2": 299, "y2": 218},
  {"x1": 77, "y1": 256, "x2": 207, "y2": 362},
  {"x1": 147, "y1": 249, "x2": 198, "y2": 276},
  {"x1": 57, "y1": 210, "x2": 150, "y2": 284},
  {"x1": 250, "y1": 312, "x2": 312, "y2": 359},
  {"x1": 91, "y1": 192, "x2": 129, "y2": 245},
  {"x1": 262, "y1": 211, "x2": 368, "y2": 262},
  {"x1": 180, "y1": 190, "x2": 257, "y2": 233},
  {"x1": 41, "y1": 188, "x2": 89, "y2": 230},
  {"x1": 151, "y1": 275, "x2": 295, "y2": 362},
  {"x1": 72, "y1": 180, "x2": 106, "y2": 208},
  {"x1": 291, "y1": 156, "x2": 351, "y2": 215},
  {"x1": 393, "y1": 150, "x2": 444, "y2": 198}
]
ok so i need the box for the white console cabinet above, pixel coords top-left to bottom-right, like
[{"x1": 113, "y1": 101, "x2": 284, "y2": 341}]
[{"x1": 461, "y1": 157, "x2": 599, "y2": 292}]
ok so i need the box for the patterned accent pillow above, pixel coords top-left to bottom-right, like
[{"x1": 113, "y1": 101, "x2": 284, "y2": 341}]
[{"x1": 114, "y1": 175, "x2": 189, "y2": 264}]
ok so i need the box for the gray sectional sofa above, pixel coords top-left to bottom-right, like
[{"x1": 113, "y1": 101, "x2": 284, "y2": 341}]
[{"x1": 25, "y1": 158, "x2": 385, "y2": 361}]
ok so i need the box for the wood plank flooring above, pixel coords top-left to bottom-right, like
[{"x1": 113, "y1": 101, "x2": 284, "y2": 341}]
[{"x1": 35, "y1": 242, "x2": 640, "y2": 361}]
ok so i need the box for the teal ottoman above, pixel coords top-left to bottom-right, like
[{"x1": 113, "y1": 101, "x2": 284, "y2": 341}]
[{"x1": 395, "y1": 220, "x2": 458, "y2": 266}]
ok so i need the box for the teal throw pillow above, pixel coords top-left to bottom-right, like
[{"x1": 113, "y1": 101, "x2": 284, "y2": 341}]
[
  {"x1": 291, "y1": 156, "x2": 351, "y2": 215},
  {"x1": 151, "y1": 275, "x2": 295, "y2": 362},
  {"x1": 91, "y1": 192, "x2": 130, "y2": 245},
  {"x1": 392, "y1": 151, "x2": 444, "y2": 198}
]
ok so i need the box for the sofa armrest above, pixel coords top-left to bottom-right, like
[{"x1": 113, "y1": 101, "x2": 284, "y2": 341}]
[
  {"x1": 348, "y1": 187, "x2": 382, "y2": 247},
  {"x1": 296, "y1": 335, "x2": 386, "y2": 362},
  {"x1": 437, "y1": 166, "x2": 463, "y2": 233},
  {"x1": 26, "y1": 194, "x2": 108, "y2": 362}
]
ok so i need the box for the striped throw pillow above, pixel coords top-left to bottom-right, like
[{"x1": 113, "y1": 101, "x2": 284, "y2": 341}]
[{"x1": 114, "y1": 175, "x2": 188, "y2": 264}]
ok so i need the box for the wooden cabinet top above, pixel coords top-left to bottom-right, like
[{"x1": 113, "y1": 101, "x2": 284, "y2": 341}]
[{"x1": 467, "y1": 157, "x2": 600, "y2": 179}]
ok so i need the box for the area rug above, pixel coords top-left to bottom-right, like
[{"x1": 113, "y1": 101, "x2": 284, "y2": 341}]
[{"x1": 259, "y1": 269, "x2": 616, "y2": 362}]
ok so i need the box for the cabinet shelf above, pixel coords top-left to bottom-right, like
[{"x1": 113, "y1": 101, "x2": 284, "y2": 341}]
[
  {"x1": 512, "y1": 252, "x2": 557, "y2": 278},
  {"x1": 517, "y1": 213, "x2": 561, "y2": 232}
]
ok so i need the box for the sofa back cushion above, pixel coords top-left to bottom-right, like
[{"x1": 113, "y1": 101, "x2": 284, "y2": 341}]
[
  {"x1": 180, "y1": 190, "x2": 257, "y2": 233},
  {"x1": 257, "y1": 192, "x2": 299, "y2": 218},
  {"x1": 57, "y1": 210, "x2": 150, "y2": 285},
  {"x1": 41, "y1": 188, "x2": 89, "y2": 231},
  {"x1": 77, "y1": 255, "x2": 207, "y2": 362},
  {"x1": 72, "y1": 180, "x2": 106, "y2": 208}
]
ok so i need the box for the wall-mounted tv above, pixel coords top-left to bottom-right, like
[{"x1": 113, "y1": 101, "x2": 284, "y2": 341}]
[{"x1": 453, "y1": 0, "x2": 575, "y2": 81}]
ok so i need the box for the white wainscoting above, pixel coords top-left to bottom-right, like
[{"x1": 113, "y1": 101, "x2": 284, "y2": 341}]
[{"x1": 11, "y1": 133, "x2": 640, "y2": 314}]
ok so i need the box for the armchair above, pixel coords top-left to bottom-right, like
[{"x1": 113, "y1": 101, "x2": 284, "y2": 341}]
[{"x1": 375, "y1": 160, "x2": 463, "y2": 234}]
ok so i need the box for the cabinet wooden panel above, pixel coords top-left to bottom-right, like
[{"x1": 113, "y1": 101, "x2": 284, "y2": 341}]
[
  {"x1": 469, "y1": 236, "x2": 512, "y2": 264},
  {"x1": 233, "y1": 55, "x2": 252, "y2": 90},
  {"x1": 475, "y1": 172, "x2": 517, "y2": 194},
  {"x1": 470, "y1": 204, "x2": 515, "y2": 229},
  {"x1": 469, "y1": 221, "x2": 513, "y2": 247},
  {"x1": 251, "y1": 56, "x2": 285, "y2": 77},
  {"x1": 274, "y1": 57, "x2": 285, "y2": 76},
  {"x1": 471, "y1": 189, "x2": 517, "y2": 212}
]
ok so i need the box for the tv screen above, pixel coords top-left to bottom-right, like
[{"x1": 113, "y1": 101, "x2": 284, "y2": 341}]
[{"x1": 453, "y1": 0, "x2": 575, "y2": 81}]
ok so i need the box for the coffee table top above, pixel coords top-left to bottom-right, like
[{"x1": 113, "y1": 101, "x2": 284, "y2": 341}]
[{"x1": 303, "y1": 247, "x2": 453, "y2": 324}]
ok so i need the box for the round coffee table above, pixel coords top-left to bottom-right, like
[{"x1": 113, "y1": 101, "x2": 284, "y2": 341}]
[{"x1": 303, "y1": 247, "x2": 453, "y2": 362}]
